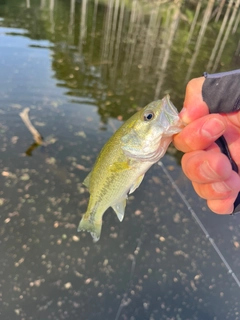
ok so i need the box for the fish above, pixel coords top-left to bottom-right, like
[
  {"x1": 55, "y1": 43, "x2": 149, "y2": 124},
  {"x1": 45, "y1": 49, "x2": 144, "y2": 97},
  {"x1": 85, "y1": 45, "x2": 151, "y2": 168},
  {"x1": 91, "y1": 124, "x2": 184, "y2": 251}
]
[{"x1": 78, "y1": 95, "x2": 183, "y2": 242}]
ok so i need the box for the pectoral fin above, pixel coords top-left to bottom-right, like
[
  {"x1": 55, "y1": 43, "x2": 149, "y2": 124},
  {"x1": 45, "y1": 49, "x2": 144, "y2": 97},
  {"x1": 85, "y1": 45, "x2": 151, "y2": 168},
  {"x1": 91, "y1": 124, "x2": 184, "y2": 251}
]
[
  {"x1": 83, "y1": 172, "x2": 91, "y2": 187},
  {"x1": 129, "y1": 174, "x2": 145, "y2": 194},
  {"x1": 111, "y1": 197, "x2": 127, "y2": 222}
]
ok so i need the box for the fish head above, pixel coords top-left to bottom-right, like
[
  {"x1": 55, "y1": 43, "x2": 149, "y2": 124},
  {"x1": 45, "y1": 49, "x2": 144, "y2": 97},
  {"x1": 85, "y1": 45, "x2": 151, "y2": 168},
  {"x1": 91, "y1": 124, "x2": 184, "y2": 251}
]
[
  {"x1": 121, "y1": 95, "x2": 183, "y2": 161},
  {"x1": 134, "y1": 95, "x2": 182, "y2": 138}
]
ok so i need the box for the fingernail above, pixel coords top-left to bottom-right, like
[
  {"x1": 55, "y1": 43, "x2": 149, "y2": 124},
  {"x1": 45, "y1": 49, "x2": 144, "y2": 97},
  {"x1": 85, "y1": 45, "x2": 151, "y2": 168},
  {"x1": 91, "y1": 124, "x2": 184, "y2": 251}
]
[
  {"x1": 200, "y1": 161, "x2": 221, "y2": 180},
  {"x1": 201, "y1": 118, "x2": 225, "y2": 139},
  {"x1": 212, "y1": 181, "x2": 232, "y2": 193}
]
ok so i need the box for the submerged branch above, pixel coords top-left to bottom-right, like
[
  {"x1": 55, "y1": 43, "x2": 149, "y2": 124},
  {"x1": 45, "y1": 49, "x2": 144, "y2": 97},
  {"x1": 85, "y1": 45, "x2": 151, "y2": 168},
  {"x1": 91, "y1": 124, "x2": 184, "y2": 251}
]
[{"x1": 19, "y1": 108, "x2": 44, "y2": 145}]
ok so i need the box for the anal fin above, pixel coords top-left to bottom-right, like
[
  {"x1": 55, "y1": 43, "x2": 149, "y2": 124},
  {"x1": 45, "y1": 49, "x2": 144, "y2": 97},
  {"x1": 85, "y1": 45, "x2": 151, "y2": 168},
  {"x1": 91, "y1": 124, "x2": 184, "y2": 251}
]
[{"x1": 111, "y1": 197, "x2": 127, "y2": 222}]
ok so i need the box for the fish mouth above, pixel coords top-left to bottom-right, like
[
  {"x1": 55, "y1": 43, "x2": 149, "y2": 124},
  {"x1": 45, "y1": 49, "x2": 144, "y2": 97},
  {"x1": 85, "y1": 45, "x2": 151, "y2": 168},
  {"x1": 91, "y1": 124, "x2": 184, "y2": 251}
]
[{"x1": 158, "y1": 95, "x2": 183, "y2": 135}]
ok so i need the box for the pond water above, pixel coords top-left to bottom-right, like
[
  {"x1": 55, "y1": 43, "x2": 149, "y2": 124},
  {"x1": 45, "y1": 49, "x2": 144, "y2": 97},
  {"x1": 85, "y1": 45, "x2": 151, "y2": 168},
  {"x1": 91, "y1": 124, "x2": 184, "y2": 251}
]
[{"x1": 0, "y1": 0, "x2": 240, "y2": 319}]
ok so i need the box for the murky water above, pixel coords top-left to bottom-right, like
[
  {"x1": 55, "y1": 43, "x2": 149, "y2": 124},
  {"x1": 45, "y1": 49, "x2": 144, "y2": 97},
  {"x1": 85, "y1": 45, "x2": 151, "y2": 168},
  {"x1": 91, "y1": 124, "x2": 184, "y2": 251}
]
[{"x1": 0, "y1": 0, "x2": 240, "y2": 319}]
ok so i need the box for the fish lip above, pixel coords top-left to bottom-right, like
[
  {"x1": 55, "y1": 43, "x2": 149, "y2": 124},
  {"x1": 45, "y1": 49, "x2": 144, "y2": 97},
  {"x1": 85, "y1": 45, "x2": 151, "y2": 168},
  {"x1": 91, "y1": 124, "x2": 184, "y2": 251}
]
[{"x1": 158, "y1": 95, "x2": 183, "y2": 134}]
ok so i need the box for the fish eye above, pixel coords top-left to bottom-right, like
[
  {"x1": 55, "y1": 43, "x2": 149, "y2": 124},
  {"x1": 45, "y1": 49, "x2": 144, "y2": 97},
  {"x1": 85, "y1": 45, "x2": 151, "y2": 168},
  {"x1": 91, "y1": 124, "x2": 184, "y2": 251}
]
[{"x1": 144, "y1": 111, "x2": 154, "y2": 121}]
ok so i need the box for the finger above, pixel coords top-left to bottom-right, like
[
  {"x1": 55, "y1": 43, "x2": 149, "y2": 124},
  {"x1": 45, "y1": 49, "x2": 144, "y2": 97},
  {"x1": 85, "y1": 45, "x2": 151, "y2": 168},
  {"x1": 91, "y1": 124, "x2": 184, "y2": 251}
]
[
  {"x1": 180, "y1": 77, "x2": 209, "y2": 124},
  {"x1": 181, "y1": 150, "x2": 232, "y2": 184},
  {"x1": 192, "y1": 171, "x2": 240, "y2": 200},
  {"x1": 225, "y1": 111, "x2": 240, "y2": 128},
  {"x1": 173, "y1": 114, "x2": 227, "y2": 152},
  {"x1": 222, "y1": 116, "x2": 240, "y2": 171},
  {"x1": 207, "y1": 196, "x2": 237, "y2": 215}
]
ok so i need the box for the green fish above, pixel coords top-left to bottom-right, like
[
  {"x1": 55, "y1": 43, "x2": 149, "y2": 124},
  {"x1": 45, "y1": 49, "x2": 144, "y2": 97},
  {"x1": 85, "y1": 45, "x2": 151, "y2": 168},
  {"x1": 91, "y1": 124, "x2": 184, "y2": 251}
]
[{"x1": 78, "y1": 95, "x2": 183, "y2": 241}]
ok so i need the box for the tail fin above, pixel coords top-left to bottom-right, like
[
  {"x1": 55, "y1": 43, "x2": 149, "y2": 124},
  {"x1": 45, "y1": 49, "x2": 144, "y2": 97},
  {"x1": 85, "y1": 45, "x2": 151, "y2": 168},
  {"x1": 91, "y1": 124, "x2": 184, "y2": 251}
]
[{"x1": 78, "y1": 216, "x2": 102, "y2": 242}]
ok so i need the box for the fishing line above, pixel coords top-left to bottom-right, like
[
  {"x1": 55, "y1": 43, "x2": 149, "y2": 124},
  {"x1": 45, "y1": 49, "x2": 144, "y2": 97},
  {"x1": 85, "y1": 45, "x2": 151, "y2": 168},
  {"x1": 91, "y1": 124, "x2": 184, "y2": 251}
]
[
  {"x1": 114, "y1": 295, "x2": 131, "y2": 320},
  {"x1": 158, "y1": 161, "x2": 240, "y2": 288},
  {"x1": 130, "y1": 235, "x2": 143, "y2": 280},
  {"x1": 114, "y1": 229, "x2": 145, "y2": 320}
]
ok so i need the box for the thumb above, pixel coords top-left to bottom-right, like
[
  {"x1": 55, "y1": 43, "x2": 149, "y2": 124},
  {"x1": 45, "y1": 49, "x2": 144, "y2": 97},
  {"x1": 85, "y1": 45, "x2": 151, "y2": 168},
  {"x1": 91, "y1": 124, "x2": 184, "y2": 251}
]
[{"x1": 180, "y1": 77, "x2": 209, "y2": 124}]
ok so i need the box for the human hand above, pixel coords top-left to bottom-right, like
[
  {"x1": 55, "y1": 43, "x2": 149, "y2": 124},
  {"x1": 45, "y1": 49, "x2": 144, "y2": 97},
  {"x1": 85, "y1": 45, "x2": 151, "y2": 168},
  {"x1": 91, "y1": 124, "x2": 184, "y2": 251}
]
[{"x1": 173, "y1": 77, "x2": 240, "y2": 214}]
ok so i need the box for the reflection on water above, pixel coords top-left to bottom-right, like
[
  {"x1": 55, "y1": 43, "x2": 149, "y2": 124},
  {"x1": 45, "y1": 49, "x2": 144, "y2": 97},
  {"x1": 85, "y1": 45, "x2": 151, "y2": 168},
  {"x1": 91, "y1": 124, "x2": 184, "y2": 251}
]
[
  {"x1": 2, "y1": 0, "x2": 239, "y2": 120},
  {"x1": 0, "y1": 1, "x2": 240, "y2": 319}
]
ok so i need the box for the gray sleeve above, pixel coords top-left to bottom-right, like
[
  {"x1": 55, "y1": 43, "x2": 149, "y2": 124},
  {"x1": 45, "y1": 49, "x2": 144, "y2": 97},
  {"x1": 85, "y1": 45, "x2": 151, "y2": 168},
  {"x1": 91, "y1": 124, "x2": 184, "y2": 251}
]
[
  {"x1": 202, "y1": 69, "x2": 240, "y2": 214},
  {"x1": 202, "y1": 69, "x2": 240, "y2": 114}
]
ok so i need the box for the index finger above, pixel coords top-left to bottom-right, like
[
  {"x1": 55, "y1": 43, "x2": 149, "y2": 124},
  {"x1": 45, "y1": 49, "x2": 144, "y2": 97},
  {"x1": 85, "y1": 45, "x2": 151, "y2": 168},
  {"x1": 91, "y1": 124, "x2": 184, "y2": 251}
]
[{"x1": 173, "y1": 114, "x2": 227, "y2": 153}]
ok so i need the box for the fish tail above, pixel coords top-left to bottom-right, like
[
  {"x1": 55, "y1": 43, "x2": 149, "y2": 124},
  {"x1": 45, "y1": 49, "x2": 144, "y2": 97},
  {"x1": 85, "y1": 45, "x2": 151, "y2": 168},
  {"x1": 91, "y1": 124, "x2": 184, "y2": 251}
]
[{"x1": 77, "y1": 215, "x2": 102, "y2": 242}]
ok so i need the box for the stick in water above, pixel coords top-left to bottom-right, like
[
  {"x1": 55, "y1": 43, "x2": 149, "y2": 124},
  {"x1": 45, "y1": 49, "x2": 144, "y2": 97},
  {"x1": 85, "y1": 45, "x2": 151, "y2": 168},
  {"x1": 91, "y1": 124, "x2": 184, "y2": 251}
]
[{"x1": 19, "y1": 108, "x2": 44, "y2": 145}]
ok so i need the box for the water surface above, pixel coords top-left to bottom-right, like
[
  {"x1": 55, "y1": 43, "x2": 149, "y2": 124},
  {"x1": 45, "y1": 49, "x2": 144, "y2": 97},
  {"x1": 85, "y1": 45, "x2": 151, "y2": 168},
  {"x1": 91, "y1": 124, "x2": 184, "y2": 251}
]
[{"x1": 0, "y1": 1, "x2": 240, "y2": 319}]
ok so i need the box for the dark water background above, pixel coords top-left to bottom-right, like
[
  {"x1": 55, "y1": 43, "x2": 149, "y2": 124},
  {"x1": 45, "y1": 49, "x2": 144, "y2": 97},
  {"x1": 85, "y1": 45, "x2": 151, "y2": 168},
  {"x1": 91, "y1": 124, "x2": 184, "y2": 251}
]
[{"x1": 0, "y1": 0, "x2": 240, "y2": 319}]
